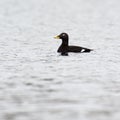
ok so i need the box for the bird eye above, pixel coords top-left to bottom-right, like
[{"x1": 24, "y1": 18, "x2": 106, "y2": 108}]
[{"x1": 62, "y1": 34, "x2": 65, "y2": 36}]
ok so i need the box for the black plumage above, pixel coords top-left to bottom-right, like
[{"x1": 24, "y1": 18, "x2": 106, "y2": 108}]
[{"x1": 54, "y1": 33, "x2": 93, "y2": 55}]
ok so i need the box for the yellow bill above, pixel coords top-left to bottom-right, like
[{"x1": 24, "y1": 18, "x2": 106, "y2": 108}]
[{"x1": 54, "y1": 35, "x2": 60, "y2": 39}]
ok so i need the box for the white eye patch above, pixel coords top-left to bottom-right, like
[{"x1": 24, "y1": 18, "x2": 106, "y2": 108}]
[{"x1": 62, "y1": 34, "x2": 65, "y2": 36}]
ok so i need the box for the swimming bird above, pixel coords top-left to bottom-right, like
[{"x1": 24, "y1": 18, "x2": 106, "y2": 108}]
[{"x1": 54, "y1": 33, "x2": 93, "y2": 55}]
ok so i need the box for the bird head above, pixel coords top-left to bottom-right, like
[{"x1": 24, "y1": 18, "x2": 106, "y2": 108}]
[{"x1": 54, "y1": 33, "x2": 69, "y2": 40}]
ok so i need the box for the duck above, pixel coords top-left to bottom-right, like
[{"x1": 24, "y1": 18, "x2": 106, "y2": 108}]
[{"x1": 54, "y1": 33, "x2": 93, "y2": 55}]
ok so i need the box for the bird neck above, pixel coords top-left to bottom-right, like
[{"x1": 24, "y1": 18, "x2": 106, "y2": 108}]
[{"x1": 62, "y1": 39, "x2": 69, "y2": 46}]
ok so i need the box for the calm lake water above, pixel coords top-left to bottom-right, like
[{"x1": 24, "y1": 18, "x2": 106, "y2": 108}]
[{"x1": 0, "y1": 0, "x2": 120, "y2": 120}]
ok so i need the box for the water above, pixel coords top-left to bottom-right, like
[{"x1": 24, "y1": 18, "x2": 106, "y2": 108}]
[{"x1": 0, "y1": 0, "x2": 120, "y2": 120}]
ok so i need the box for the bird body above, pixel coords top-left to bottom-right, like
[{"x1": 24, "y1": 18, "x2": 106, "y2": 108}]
[
  {"x1": 54, "y1": 33, "x2": 93, "y2": 55},
  {"x1": 58, "y1": 45, "x2": 92, "y2": 53}
]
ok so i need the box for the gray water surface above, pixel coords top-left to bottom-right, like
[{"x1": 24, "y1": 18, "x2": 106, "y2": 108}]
[{"x1": 0, "y1": 0, "x2": 120, "y2": 120}]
